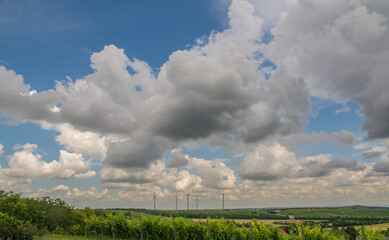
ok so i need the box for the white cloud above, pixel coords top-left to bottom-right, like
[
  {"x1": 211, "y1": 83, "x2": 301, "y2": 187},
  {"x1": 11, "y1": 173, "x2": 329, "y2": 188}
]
[
  {"x1": 100, "y1": 160, "x2": 171, "y2": 185},
  {"x1": 266, "y1": 0, "x2": 389, "y2": 139},
  {"x1": 55, "y1": 124, "x2": 107, "y2": 159},
  {"x1": 51, "y1": 184, "x2": 70, "y2": 191},
  {"x1": 238, "y1": 142, "x2": 303, "y2": 180},
  {"x1": 173, "y1": 170, "x2": 203, "y2": 192},
  {"x1": 65, "y1": 187, "x2": 108, "y2": 200},
  {"x1": 188, "y1": 157, "x2": 236, "y2": 189},
  {"x1": 0, "y1": 165, "x2": 32, "y2": 192},
  {"x1": 0, "y1": 143, "x2": 3, "y2": 157},
  {"x1": 0, "y1": 0, "x2": 314, "y2": 171},
  {"x1": 74, "y1": 170, "x2": 96, "y2": 179},
  {"x1": 4, "y1": 143, "x2": 91, "y2": 179},
  {"x1": 335, "y1": 104, "x2": 351, "y2": 114}
]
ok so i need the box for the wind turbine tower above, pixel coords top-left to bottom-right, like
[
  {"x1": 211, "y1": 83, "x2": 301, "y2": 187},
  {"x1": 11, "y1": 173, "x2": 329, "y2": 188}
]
[
  {"x1": 154, "y1": 192, "x2": 156, "y2": 210},
  {"x1": 187, "y1": 193, "x2": 189, "y2": 210},
  {"x1": 222, "y1": 193, "x2": 225, "y2": 211}
]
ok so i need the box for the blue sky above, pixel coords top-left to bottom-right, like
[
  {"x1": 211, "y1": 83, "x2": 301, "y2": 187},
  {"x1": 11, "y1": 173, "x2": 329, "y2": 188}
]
[{"x1": 1, "y1": 0, "x2": 389, "y2": 209}]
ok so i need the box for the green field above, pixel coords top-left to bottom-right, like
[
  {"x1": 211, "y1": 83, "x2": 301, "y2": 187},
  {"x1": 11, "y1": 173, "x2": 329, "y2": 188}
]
[
  {"x1": 104, "y1": 208, "x2": 288, "y2": 220},
  {"x1": 34, "y1": 235, "x2": 100, "y2": 240},
  {"x1": 103, "y1": 207, "x2": 389, "y2": 222},
  {"x1": 279, "y1": 208, "x2": 389, "y2": 219}
]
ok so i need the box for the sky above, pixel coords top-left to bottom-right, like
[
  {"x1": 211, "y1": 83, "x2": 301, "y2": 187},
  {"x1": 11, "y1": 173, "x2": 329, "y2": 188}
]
[{"x1": 1, "y1": 0, "x2": 389, "y2": 209}]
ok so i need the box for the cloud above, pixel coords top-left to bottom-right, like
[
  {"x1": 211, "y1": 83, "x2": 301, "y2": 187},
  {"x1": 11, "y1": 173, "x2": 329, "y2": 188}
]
[
  {"x1": 74, "y1": 170, "x2": 96, "y2": 179},
  {"x1": 303, "y1": 155, "x2": 366, "y2": 178},
  {"x1": 64, "y1": 187, "x2": 109, "y2": 202},
  {"x1": 51, "y1": 184, "x2": 70, "y2": 191},
  {"x1": 282, "y1": 130, "x2": 354, "y2": 146},
  {"x1": 104, "y1": 135, "x2": 166, "y2": 168},
  {"x1": 362, "y1": 151, "x2": 381, "y2": 159},
  {"x1": 188, "y1": 157, "x2": 236, "y2": 189},
  {"x1": 166, "y1": 149, "x2": 189, "y2": 168},
  {"x1": 238, "y1": 142, "x2": 303, "y2": 180},
  {"x1": 335, "y1": 104, "x2": 351, "y2": 114},
  {"x1": 0, "y1": 165, "x2": 32, "y2": 192},
  {"x1": 303, "y1": 155, "x2": 333, "y2": 178},
  {"x1": 266, "y1": 0, "x2": 389, "y2": 139},
  {"x1": 0, "y1": 66, "x2": 64, "y2": 123},
  {"x1": 0, "y1": 143, "x2": 3, "y2": 157},
  {"x1": 173, "y1": 170, "x2": 203, "y2": 192},
  {"x1": 55, "y1": 124, "x2": 107, "y2": 159},
  {"x1": 373, "y1": 161, "x2": 389, "y2": 173},
  {"x1": 3, "y1": 143, "x2": 91, "y2": 179},
  {"x1": 324, "y1": 158, "x2": 366, "y2": 171},
  {"x1": 0, "y1": 0, "x2": 317, "y2": 171},
  {"x1": 100, "y1": 160, "x2": 169, "y2": 184}
]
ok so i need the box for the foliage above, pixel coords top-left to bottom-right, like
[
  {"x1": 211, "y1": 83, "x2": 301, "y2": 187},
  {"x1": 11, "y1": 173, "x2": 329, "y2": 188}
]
[
  {"x1": 357, "y1": 227, "x2": 386, "y2": 240},
  {"x1": 1, "y1": 190, "x2": 389, "y2": 239},
  {"x1": 0, "y1": 212, "x2": 37, "y2": 240}
]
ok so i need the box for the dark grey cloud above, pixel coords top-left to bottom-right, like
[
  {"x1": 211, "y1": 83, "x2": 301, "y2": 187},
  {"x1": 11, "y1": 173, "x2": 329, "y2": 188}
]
[
  {"x1": 356, "y1": 58, "x2": 389, "y2": 139},
  {"x1": 104, "y1": 137, "x2": 164, "y2": 169},
  {"x1": 305, "y1": 160, "x2": 332, "y2": 178},
  {"x1": 373, "y1": 160, "x2": 389, "y2": 173},
  {"x1": 305, "y1": 157, "x2": 366, "y2": 178},
  {"x1": 324, "y1": 158, "x2": 366, "y2": 171},
  {"x1": 362, "y1": 151, "x2": 381, "y2": 159}
]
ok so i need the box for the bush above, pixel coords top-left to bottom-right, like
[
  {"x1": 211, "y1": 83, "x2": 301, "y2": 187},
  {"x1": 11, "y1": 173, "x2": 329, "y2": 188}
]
[{"x1": 0, "y1": 212, "x2": 37, "y2": 240}]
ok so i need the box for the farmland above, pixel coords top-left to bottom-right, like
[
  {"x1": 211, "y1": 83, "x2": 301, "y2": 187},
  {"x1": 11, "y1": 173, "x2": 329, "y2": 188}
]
[
  {"x1": 279, "y1": 208, "x2": 389, "y2": 219},
  {"x1": 2, "y1": 191, "x2": 389, "y2": 240},
  {"x1": 104, "y1": 207, "x2": 389, "y2": 223}
]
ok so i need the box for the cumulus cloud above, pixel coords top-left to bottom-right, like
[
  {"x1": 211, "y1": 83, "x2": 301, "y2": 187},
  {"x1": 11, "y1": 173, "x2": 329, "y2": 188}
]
[
  {"x1": 266, "y1": 0, "x2": 389, "y2": 139},
  {"x1": 303, "y1": 155, "x2": 366, "y2": 178},
  {"x1": 0, "y1": 143, "x2": 3, "y2": 157},
  {"x1": 1, "y1": 0, "x2": 389, "y2": 206},
  {"x1": 362, "y1": 151, "x2": 381, "y2": 159},
  {"x1": 0, "y1": 165, "x2": 31, "y2": 192},
  {"x1": 65, "y1": 187, "x2": 108, "y2": 200},
  {"x1": 3, "y1": 143, "x2": 91, "y2": 179},
  {"x1": 0, "y1": 0, "x2": 314, "y2": 171},
  {"x1": 55, "y1": 124, "x2": 107, "y2": 159},
  {"x1": 238, "y1": 142, "x2": 303, "y2": 180},
  {"x1": 0, "y1": 66, "x2": 63, "y2": 123},
  {"x1": 167, "y1": 149, "x2": 189, "y2": 168},
  {"x1": 188, "y1": 157, "x2": 236, "y2": 189},
  {"x1": 173, "y1": 170, "x2": 203, "y2": 192},
  {"x1": 74, "y1": 170, "x2": 96, "y2": 179},
  {"x1": 51, "y1": 184, "x2": 70, "y2": 191},
  {"x1": 373, "y1": 161, "x2": 389, "y2": 174},
  {"x1": 100, "y1": 160, "x2": 170, "y2": 184}
]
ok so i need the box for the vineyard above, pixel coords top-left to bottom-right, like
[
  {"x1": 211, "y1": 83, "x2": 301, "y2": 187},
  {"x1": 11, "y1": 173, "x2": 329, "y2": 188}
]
[{"x1": 1, "y1": 191, "x2": 389, "y2": 240}]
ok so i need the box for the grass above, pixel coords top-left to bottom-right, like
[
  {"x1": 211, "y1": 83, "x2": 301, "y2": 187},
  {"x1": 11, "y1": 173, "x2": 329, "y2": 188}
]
[{"x1": 33, "y1": 235, "x2": 97, "y2": 240}]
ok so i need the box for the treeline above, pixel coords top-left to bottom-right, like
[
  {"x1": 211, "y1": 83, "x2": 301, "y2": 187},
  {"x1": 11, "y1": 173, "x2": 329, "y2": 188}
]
[
  {"x1": 0, "y1": 190, "x2": 91, "y2": 239},
  {"x1": 294, "y1": 216, "x2": 389, "y2": 226},
  {"x1": 129, "y1": 209, "x2": 289, "y2": 220}
]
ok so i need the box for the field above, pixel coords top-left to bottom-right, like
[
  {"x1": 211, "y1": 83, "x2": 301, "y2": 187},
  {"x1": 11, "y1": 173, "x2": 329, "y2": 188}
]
[
  {"x1": 279, "y1": 208, "x2": 389, "y2": 219},
  {"x1": 106, "y1": 207, "x2": 389, "y2": 222}
]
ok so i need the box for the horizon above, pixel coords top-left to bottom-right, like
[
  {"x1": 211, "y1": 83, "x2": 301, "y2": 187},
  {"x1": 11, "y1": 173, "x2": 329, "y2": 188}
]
[{"x1": 1, "y1": 0, "x2": 389, "y2": 209}]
